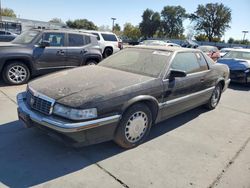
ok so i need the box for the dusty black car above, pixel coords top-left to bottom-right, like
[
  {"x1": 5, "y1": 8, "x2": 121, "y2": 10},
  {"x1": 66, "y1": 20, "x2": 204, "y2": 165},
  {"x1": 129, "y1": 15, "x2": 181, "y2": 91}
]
[
  {"x1": 0, "y1": 30, "x2": 102, "y2": 85},
  {"x1": 17, "y1": 46, "x2": 230, "y2": 148}
]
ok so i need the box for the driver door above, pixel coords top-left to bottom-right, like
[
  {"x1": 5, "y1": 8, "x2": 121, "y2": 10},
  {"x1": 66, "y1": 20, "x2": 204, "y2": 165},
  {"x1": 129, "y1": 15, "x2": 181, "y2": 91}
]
[
  {"x1": 160, "y1": 52, "x2": 208, "y2": 120},
  {"x1": 34, "y1": 32, "x2": 67, "y2": 70}
]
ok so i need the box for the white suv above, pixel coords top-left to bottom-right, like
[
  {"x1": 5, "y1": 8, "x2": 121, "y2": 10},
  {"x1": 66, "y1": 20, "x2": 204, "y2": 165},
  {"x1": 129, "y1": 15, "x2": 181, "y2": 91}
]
[{"x1": 82, "y1": 30, "x2": 122, "y2": 58}]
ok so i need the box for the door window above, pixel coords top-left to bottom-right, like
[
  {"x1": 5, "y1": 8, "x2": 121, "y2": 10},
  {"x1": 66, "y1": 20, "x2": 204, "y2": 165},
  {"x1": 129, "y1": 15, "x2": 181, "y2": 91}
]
[
  {"x1": 43, "y1": 33, "x2": 65, "y2": 47},
  {"x1": 68, "y1": 34, "x2": 84, "y2": 46},
  {"x1": 171, "y1": 52, "x2": 201, "y2": 74}
]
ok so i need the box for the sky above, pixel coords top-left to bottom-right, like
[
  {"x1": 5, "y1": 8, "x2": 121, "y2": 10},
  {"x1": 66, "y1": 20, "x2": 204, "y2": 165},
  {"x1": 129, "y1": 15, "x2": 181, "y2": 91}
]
[{"x1": 2, "y1": 0, "x2": 250, "y2": 41}]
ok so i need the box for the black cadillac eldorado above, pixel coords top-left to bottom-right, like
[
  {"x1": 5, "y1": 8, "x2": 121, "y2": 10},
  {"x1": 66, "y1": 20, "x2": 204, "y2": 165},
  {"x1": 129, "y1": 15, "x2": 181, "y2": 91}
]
[{"x1": 17, "y1": 46, "x2": 230, "y2": 148}]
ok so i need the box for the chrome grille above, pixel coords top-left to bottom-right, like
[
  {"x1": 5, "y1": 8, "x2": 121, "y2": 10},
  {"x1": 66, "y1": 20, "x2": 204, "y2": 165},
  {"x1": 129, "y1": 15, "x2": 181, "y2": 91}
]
[{"x1": 26, "y1": 90, "x2": 53, "y2": 115}]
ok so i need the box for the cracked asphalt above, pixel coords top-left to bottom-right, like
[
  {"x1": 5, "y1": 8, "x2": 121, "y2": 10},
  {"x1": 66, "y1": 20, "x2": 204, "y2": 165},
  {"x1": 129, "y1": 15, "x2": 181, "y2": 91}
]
[{"x1": 0, "y1": 81, "x2": 249, "y2": 188}]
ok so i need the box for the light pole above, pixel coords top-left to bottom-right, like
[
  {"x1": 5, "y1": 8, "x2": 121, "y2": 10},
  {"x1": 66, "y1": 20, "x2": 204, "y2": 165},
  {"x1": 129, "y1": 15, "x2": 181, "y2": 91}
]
[
  {"x1": 242, "y1": 30, "x2": 249, "y2": 43},
  {"x1": 111, "y1": 17, "x2": 116, "y2": 31},
  {"x1": 0, "y1": 0, "x2": 2, "y2": 22}
]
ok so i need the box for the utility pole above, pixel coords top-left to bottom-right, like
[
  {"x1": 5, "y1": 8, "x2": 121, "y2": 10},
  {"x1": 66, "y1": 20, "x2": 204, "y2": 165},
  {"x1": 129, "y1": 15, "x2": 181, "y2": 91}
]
[
  {"x1": 111, "y1": 17, "x2": 116, "y2": 31},
  {"x1": 0, "y1": 0, "x2": 2, "y2": 22},
  {"x1": 242, "y1": 30, "x2": 249, "y2": 43}
]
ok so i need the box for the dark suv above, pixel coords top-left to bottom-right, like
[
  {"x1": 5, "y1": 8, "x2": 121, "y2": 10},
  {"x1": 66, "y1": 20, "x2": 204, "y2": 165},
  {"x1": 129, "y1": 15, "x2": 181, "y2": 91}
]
[{"x1": 0, "y1": 30, "x2": 102, "y2": 85}]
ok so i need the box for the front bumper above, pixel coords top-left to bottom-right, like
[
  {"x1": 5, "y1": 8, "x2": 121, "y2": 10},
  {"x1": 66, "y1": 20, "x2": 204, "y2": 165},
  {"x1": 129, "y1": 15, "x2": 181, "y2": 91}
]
[
  {"x1": 230, "y1": 70, "x2": 250, "y2": 84},
  {"x1": 17, "y1": 92, "x2": 121, "y2": 142}
]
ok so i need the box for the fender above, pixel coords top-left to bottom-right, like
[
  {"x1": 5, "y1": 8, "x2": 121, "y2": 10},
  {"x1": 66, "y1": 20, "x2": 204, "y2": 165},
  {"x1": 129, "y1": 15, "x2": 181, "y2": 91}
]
[
  {"x1": 1, "y1": 55, "x2": 35, "y2": 74},
  {"x1": 215, "y1": 77, "x2": 226, "y2": 89},
  {"x1": 122, "y1": 95, "x2": 160, "y2": 121}
]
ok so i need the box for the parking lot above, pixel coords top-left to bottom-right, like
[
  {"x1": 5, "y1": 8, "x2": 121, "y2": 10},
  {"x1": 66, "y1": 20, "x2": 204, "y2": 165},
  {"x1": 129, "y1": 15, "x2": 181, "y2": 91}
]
[{"x1": 0, "y1": 81, "x2": 249, "y2": 188}]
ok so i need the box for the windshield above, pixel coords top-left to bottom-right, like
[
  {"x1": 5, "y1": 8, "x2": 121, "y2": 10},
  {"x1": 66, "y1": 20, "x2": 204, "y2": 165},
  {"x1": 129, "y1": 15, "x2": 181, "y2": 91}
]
[
  {"x1": 99, "y1": 48, "x2": 172, "y2": 77},
  {"x1": 223, "y1": 51, "x2": 250, "y2": 60},
  {"x1": 12, "y1": 30, "x2": 40, "y2": 44}
]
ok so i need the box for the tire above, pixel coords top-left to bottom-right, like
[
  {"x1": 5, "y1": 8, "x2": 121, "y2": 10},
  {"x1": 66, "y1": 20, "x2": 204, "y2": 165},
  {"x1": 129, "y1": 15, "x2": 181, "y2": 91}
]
[
  {"x1": 114, "y1": 103, "x2": 153, "y2": 149},
  {"x1": 103, "y1": 48, "x2": 113, "y2": 58},
  {"x1": 3, "y1": 62, "x2": 30, "y2": 85},
  {"x1": 205, "y1": 84, "x2": 222, "y2": 110},
  {"x1": 86, "y1": 60, "x2": 98, "y2": 65}
]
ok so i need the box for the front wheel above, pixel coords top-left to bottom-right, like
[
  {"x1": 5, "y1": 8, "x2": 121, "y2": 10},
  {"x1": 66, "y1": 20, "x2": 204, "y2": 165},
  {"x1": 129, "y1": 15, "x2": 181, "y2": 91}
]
[
  {"x1": 114, "y1": 103, "x2": 152, "y2": 149},
  {"x1": 86, "y1": 60, "x2": 98, "y2": 65},
  {"x1": 3, "y1": 62, "x2": 30, "y2": 85},
  {"x1": 205, "y1": 84, "x2": 222, "y2": 110}
]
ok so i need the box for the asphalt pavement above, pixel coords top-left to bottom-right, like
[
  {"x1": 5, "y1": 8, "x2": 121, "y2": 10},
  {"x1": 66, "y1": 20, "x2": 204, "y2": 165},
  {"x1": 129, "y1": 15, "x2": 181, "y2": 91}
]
[{"x1": 0, "y1": 81, "x2": 249, "y2": 188}]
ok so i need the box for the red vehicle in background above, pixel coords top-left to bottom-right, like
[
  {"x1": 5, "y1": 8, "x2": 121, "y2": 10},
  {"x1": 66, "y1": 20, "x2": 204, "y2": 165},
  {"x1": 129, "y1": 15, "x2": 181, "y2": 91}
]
[{"x1": 197, "y1": 45, "x2": 220, "y2": 61}]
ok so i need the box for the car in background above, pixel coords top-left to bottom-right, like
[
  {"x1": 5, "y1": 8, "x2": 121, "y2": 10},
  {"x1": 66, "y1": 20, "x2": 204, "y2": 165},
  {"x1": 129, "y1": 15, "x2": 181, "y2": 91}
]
[
  {"x1": 83, "y1": 30, "x2": 121, "y2": 58},
  {"x1": 0, "y1": 30, "x2": 17, "y2": 42},
  {"x1": 197, "y1": 45, "x2": 220, "y2": 61},
  {"x1": 0, "y1": 29, "x2": 102, "y2": 85},
  {"x1": 217, "y1": 49, "x2": 250, "y2": 84},
  {"x1": 17, "y1": 46, "x2": 230, "y2": 148},
  {"x1": 220, "y1": 48, "x2": 234, "y2": 57},
  {"x1": 181, "y1": 40, "x2": 199, "y2": 48},
  {"x1": 140, "y1": 40, "x2": 181, "y2": 47}
]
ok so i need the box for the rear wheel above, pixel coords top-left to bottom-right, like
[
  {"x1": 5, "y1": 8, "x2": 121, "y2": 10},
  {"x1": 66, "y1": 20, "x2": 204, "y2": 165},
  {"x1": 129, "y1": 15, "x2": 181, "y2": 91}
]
[
  {"x1": 114, "y1": 103, "x2": 152, "y2": 149},
  {"x1": 205, "y1": 84, "x2": 222, "y2": 110},
  {"x1": 3, "y1": 62, "x2": 30, "y2": 85},
  {"x1": 103, "y1": 47, "x2": 113, "y2": 58}
]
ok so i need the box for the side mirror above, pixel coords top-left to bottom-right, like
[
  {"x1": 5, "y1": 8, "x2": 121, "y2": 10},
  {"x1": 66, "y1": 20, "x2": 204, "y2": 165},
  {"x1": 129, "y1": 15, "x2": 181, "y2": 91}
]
[
  {"x1": 169, "y1": 69, "x2": 187, "y2": 80},
  {"x1": 39, "y1": 40, "x2": 50, "y2": 48}
]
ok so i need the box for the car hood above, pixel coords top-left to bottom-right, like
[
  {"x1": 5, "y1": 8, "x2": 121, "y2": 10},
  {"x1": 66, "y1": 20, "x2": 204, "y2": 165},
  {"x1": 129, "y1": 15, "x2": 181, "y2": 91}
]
[
  {"x1": 217, "y1": 58, "x2": 250, "y2": 70},
  {"x1": 28, "y1": 66, "x2": 155, "y2": 108}
]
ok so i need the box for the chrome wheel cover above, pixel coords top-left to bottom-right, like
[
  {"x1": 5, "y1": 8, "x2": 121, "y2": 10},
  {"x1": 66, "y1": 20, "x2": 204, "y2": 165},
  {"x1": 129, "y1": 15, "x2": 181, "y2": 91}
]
[
  {"x1": 211, "y1": 86, "x2": 221, "y2": 107},
  {"x1": 8, "y1": 65, "x2": 27, "y2": 84},
  {"x1": 125, "y1": 111, "x2": 148, "y2": 143}
]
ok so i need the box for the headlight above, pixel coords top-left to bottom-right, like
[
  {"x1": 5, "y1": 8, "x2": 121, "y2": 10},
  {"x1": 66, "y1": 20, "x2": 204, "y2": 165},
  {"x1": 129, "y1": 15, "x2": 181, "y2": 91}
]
[
  {"x1": 53, "y1": 103, "x2": 97, "y2": 120},
  {"x1": 245, "y1": 69, "x2": 250, "y2": 73}
]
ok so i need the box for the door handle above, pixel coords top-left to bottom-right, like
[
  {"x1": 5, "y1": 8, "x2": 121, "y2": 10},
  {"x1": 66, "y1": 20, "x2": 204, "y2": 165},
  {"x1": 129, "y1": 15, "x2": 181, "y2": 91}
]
[
  {"x1": 200, "y1": 78, "x2": 205, "y2": 82},
  {"x1": 57, "y1": 50, "x2": 65, "y2": 55},
  {"x1": 80, "y1": 49, "x2": 88, "y2": 54}
]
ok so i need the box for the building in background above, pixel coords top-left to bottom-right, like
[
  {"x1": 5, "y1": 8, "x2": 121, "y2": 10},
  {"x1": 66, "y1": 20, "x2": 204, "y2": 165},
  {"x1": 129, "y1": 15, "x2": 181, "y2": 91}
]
[{"x1": 0, "y1": 16, "x2": 67, "y2": 34}]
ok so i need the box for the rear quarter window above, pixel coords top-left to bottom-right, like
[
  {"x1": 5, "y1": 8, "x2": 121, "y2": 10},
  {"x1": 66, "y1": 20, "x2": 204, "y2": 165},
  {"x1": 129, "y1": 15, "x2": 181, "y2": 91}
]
[{"x1": 101, "y1": 33, "x2": 117, "y2": 41}]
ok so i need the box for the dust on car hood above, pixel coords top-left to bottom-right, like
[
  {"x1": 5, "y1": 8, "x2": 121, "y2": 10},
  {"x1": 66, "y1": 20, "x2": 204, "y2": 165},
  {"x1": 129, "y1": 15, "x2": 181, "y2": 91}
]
[{"x1": 28, "y1": 65, "x2": 154, "y2": 107}]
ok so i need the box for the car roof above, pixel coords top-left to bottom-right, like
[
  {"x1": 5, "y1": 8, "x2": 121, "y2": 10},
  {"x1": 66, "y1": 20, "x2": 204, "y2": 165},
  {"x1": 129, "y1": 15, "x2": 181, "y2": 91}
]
[
  {"x1": 128, "y1": 45, "x2": 201, "y2": 53},
  {"x1": 198, "y1": 45, "x2": 217, "y2": 48},
  {"x1": 81, "y1": 30, "x2": 116, "y2": 35},
  {"x1": 225, "y1": 48, "x2": 250, "y2": 52},
  {"x1": 31, "y1": 29, "x2": 95, "y2": 37}
]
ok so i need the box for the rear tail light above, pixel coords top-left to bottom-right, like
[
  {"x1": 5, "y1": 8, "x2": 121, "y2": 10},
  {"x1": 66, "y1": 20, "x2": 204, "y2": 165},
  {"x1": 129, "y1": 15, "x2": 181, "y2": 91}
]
[{"x1": 118, "y1": 42, "x2": 123, "y2": 49}]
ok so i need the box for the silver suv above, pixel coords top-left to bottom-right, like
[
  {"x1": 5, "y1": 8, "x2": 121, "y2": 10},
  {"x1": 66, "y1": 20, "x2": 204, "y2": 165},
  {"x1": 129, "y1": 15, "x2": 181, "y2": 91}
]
[{"x1": 83, "y1": 30, "x2": 122, "y2": 58}]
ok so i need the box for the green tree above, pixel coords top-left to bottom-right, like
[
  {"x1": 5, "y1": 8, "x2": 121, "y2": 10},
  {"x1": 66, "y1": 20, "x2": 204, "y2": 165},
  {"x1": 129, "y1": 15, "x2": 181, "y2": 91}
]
[
  {"x1": 113, "y1": 23, "x2": 121, "y2": 32},
  {"x1": 195, "y1": 34, "x2": 208, "y2": 41},
  {"x1": 228, "y1": 37, "x2": 234, "y2": 44},
  {"x1": 0, "y1": 8, "x2": 16, "y2": 17},
  {"x1": 123, "y1": 23, "x2": 141, "y2": 40},
  {"x1": 190, "y1": 3, "x2": 232, "y2": 42},
  {"x1": 66, "y1": 19, "x2": 98, "y2": 30},
  {"x1": 98, "y1": 25, "x2": 111, "y2": 31},
  {"x1": 113, "y1": 23, "x2": 122, "y2": 35},
  {"x1": 49, "y1": 18, "x2": 63, "y2": 24},
  {"x1": 139, "y1": 9, "x2": 160, "y2": 38},
  {"x1": 161, "y1": 5, "x2": 187, "y2": 38}
]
